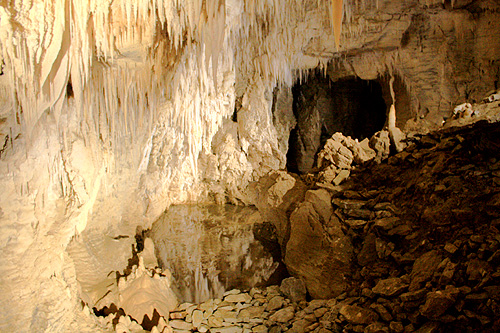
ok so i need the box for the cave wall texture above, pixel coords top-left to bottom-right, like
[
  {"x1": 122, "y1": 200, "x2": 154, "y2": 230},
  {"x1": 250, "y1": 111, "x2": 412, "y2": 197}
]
[{"x1": 0, "y1": 0, "x2": 499, "y2": 330}]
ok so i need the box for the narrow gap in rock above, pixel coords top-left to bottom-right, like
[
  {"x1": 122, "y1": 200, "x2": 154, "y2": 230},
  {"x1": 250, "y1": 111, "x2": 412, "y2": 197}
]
[
  {"x1": 286, "y1": 83, "x2": 303, "y2": 174},
  {"x1": 66, "y1": 78, "x2": 74, "y2": 98},
  {"x1": 117, "y1": 227, "x2": 149, "y2": 280},
  {"x1": 232, "y1": 96, "x2": 242, "y2": 122},
  {"x1": 140, "y1": 309, "x2": 161, "y2": 331}
]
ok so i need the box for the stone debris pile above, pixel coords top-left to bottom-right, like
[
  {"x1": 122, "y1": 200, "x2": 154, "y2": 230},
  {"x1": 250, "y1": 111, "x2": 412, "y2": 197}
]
[
  {"x1": 315, "y1": 127, "x2": 409, "y2": 187},
  {"x1": 316, "y1": 133, "x2": 376, "y2": 186},
  {"x1": 110, "y1": 277, "x2": 358, "y2": 333},
  {"x1": 315, "y1": 120, "x2": 500, "y2": 332}
]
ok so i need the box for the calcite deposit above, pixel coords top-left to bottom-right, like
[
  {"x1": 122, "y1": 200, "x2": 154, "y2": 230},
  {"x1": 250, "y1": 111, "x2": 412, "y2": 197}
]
[{"x1": 0, "y1": 0, "x2": 499, "y2": 331}]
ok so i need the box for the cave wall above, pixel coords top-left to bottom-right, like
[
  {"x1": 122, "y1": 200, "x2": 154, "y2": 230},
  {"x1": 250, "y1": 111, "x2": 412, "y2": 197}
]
[
  {"x1": 324, "y1": 1, "x2": 500, "y2": 132},
  {"x1": 0, "y1": 0, "x2": 499, "y2": 331}
]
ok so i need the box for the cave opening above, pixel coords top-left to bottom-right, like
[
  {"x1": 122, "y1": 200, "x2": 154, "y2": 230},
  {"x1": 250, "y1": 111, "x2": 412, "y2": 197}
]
[{"x1": 286, "y1": 74, "x2": 388, "y2": 174}]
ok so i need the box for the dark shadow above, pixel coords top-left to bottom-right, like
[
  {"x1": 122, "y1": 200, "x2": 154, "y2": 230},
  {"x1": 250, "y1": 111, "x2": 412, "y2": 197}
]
[{"x1": 286, "y1": 74, "x2": 387, "y2": 173}]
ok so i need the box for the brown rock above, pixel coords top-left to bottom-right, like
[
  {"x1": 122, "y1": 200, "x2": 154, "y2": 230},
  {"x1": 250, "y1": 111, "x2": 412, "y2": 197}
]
[
  {"x1": 304, "y1": 189, "x2": 333, "y2": 224},
  {"x1": 304, "y1": 299, "x2": 328, "y2": 314},
  {"x1": 288, "y1": 319, "x2": 311, "y2": 333},
  {"x1": 409, "y1": 251, "x2": 442, "y2": 291},
  {"x1": 332, "y1": 198, "x2": 366, "y2": 210},
  {"x1": 344, "y1": 208, "x2": 375, "y2": 220},
  {"x1": 415, "y1": 321, "x2": 441, "y2": 333},
  {"x1": 420, "y1": 290, "x2": 456, "y2": 319},
  {"x1": 339, "y1": 304, "x2": 379, "y2": 325},
  {"x1": 314, "y1": 307, "x2": 328, "y2": 318},
  {"x1": 280, "y1": 277, "x2": 307, "y2": 303},
  {"x1": 387, "y1": 224, "x2": 412, "y2": 236},
  {"x1": 370, "y1": 303, "x2": 393, "y2": 322},
  {"x1": 269, "y1": 306, "x2": 295, "y2": 323},
  {"x1": 364, "y1": 322, "x2": 389, "y2": 333},
  {"x1": 466, "y1": 259, "x2": 490, "y2": 281},
  {"x1": 438, "y1": 259, "x2": 456, "y2": 285},
  {"x1": 400, "y1": 289, "x2": 427, "y2": 302},
  {"x1": 374, "y1": 217, "x2": 401, "y2": 231},
  {"x1": 375, "y1": 239, "x2": 395, "y2": 259},
  {"x1": 357, "y1": 233, "x2": 378, "y2": 267},
  {"x1": 372, "y1": 277, "x2": 408, "y2": 297},
  {"x1": 484, "y1": 285, "x2": 500, "y2": 301},
  {"x1": 389, "y1": 321, "x2": 404, "y2": 333},
  {"x1": 266, "y1": 296, "x2": 284, "y2": 312},
  {"x1": 345, "y1": 219, "x2": 368, "y2": 229},
  {"x1": 285, "y1": 200, "x2": 353, "y2": 299}
]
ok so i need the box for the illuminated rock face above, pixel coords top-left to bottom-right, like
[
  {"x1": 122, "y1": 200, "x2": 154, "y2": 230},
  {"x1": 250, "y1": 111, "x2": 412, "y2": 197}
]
[{"x1": 0, "y1": 0, "x2": 499, "y2": 330}]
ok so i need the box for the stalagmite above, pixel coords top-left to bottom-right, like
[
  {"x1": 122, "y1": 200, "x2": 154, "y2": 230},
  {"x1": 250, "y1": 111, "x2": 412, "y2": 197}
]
[{"x1": 387, "y1": 75, "x2": 406, "y2": 153}]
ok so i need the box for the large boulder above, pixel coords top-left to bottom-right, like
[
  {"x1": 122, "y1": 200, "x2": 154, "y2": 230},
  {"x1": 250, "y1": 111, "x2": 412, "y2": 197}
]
[{"x1": 285, "y1": 189, "x2": 353, "y2": 298}]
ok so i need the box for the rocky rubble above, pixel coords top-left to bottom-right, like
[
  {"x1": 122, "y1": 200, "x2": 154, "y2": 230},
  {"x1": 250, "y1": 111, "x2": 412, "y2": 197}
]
[
  {"x1": 300, "y1": 120, "x2": 500, "y2": 332},
  {"x1": 107, "y1": 278, "x2": 343, "y2": 333}
]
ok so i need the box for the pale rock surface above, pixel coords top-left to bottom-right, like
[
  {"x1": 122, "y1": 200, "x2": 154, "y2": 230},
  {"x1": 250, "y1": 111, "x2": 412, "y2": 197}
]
[
  {"x1": 141, "y1": 238, "x2": 159, "y2": 269},
  {"x1": 66, "y1": 231, "x2": 135, "y2": 308},
  {"x1": 0, "y1": 0, "x2": 499, "y2": 331},
  {"x1": 272, "y1": 86, "x2": 297, "y2": 159},
  {"x1": 316, "y1": 132, "x2": 376, "y2": 184},
  {"x1": 370, "y1": 130, "x2": 392, "y2": 163}
]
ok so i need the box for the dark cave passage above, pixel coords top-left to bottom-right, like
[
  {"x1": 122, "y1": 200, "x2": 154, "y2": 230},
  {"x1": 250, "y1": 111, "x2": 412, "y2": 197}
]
[{"x1": 287, "y1": 74, "x2": 388, "y2": 174}]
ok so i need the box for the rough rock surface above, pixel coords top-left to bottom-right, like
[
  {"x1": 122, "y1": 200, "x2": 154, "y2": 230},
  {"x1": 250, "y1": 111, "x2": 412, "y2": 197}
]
[
  {"x1": 1, "y1": 0, "x2": 500, "y2": 331},
  {"x1": 285, "y1": 189, "x2": 353, "y2": 299},
  {"x1": 247, "y1": 118, "x2": 500, "y2": 332}
]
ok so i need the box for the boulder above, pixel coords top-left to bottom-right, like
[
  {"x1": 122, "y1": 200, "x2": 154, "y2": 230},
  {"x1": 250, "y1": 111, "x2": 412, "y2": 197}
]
[
  {"x1": 389, "y1": 125, "x2": 407, "y2": 153},
  {"x1": 420, "y1": 289, "x2": 457, "y2": 319},
  {"x1": 285, "y1": 195, "x2": 353, "y2": 298},
  {"x1": 304, "y1": 189, "x2": 333, "y2": 223},
  {"x1": 372, "y1": 277, "x2": 408, "y2": 297},
  {"x1": 370, "y1": 130, "x2": 391, "y2": 163},
  {"x1": 316, "y1": 133, "x2": 376, "y2": 178},
  {"x1": 269, "y1": 306, "x2": 295, "y2": 323},
  {"x1": 317, "y1": 133, "x2": 354, "y2": 169}
]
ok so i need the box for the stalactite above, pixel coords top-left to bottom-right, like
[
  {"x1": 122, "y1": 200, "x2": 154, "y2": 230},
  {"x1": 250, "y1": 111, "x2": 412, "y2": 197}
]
[
  {"x1": 330, "y1": 0, "x2": 344, "y2": 50},
  {"x1": 0, "y1": 0, "x2": 362, "y2": 184}
]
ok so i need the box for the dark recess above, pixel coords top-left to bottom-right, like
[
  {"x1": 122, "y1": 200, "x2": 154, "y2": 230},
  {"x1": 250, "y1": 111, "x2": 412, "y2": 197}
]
[{"x1": 287, "y1": 74, "x2": 387, "y2": 174}]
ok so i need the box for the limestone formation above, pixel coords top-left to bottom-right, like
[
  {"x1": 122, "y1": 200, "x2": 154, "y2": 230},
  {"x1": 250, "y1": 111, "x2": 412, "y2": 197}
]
[{"x1": 0, "y1": 0, "x2": 500, "y2": 331}]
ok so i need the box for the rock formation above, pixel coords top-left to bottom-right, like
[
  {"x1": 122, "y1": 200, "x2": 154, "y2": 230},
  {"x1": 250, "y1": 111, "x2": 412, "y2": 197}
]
[{"x1": 0, "y1": 0, "x2": 499, "y2": 331}]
